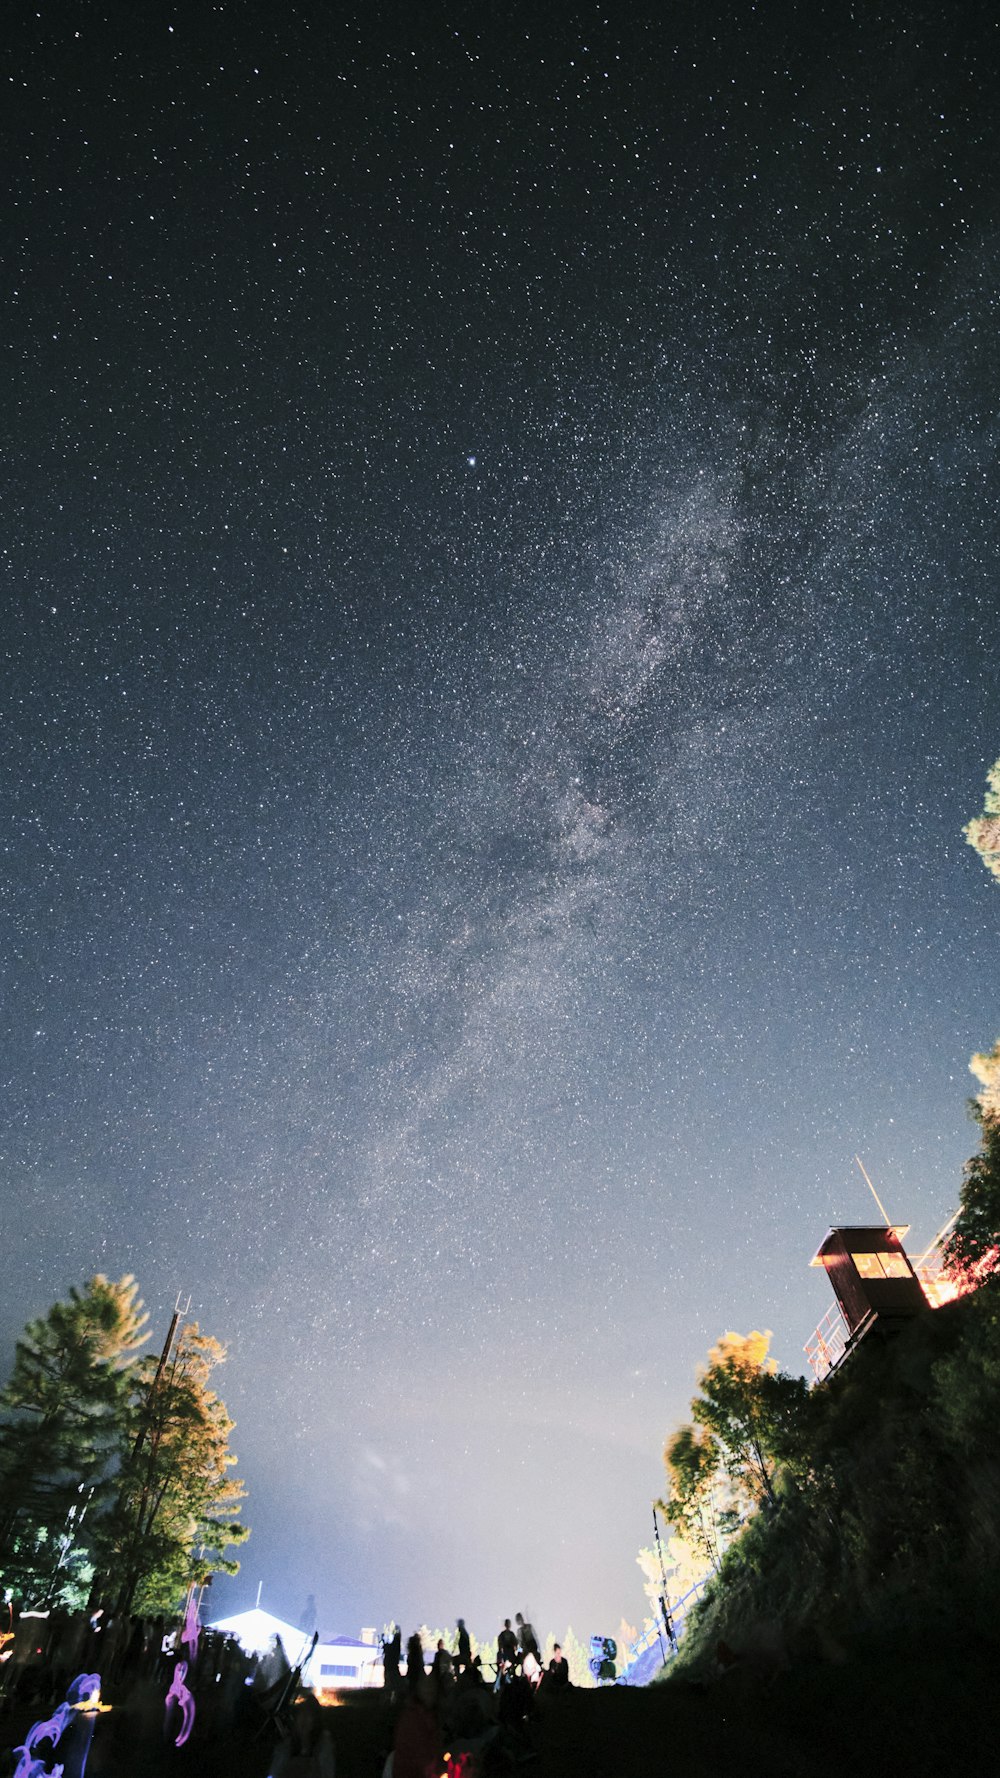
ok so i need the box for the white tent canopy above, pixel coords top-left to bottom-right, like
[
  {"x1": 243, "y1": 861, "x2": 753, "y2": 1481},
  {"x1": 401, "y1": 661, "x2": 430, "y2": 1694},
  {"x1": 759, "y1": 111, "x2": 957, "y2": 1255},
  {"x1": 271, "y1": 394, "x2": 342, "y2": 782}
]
[{"x1": 209, "y1": 1606, "x2": 313, "y2": 1665}]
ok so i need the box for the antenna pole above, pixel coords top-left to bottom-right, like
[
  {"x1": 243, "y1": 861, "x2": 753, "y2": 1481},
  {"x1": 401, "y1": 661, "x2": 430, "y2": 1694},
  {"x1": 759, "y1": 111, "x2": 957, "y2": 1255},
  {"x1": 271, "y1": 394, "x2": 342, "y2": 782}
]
[
  {"x1": 854, "y1": 1155, "x2": 891, "y2": 1226},
  {"x1": 652, "y1": 1505, "x2": 676, "y2": 1660},
  {"x1": 914, "y1": 1209, "x2": 960, "y2": 1268},
  {"x1": 130, "y1": 1292, "x2": 191, "y2": 1463},
  {"x1": 114, "y1": 1292, "x2": 192, "y2": 1614}
]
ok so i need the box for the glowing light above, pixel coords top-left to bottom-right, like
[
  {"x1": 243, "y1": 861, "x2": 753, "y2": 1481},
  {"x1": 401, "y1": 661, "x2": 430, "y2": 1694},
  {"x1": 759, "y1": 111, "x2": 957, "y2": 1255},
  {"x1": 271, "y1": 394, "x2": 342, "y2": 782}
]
[
  {"x1": 164, "y1": 1659, "x2": 196, "y2": 1747},
  {"x1": 13, "y1": 1708, "x2": 69, "y2": 1778},
  {"x1": 916, "y1": 1245, "x2": 1000, "y2": 1306},
  {"x1": 181, "y1": 1591, "x2": 201, "y2": 1662},
  {"x1": 11, "y1": 1673, "x2": 102, "y2": 1778}
]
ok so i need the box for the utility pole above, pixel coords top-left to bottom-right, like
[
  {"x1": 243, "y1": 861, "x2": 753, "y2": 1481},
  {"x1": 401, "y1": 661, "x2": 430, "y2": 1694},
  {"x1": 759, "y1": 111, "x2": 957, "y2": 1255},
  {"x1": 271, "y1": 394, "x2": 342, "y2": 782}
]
[
  {"x1": 652, "y1": 1504, "x2": 677, "y2": 1664},
  {"x1": 131, "y1": 1293, "x2": 191, "y2": 1463},
  {"x1": 114, "y1": 1292, "x2": 192, "y2": 1614}
]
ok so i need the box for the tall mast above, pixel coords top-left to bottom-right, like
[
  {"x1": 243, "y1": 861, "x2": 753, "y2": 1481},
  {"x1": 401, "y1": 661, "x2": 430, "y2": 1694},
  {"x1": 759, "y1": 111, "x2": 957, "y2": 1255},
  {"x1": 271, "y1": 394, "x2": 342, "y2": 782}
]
[
  {"x1": 854, "y1": 1155, "x2": 892, "y2": 1226},
  {"x1": 130, "y1": 1291, "x2": 190, "y2": 1462}
]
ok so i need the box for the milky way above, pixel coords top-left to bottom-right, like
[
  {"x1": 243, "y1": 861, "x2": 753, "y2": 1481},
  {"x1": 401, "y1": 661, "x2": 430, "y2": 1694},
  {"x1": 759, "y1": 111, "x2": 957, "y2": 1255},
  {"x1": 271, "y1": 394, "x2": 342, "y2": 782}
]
[{"x1": 2, "y1": 1, "x2": 999, "y2": 1640}]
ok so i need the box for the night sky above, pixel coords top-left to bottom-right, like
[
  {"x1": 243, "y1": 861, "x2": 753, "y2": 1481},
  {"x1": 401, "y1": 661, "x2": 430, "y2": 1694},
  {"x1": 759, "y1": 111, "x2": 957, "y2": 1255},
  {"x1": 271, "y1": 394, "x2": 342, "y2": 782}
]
[{"x1": 3, "y1": 0, "x2": 999, "y2": 1643}]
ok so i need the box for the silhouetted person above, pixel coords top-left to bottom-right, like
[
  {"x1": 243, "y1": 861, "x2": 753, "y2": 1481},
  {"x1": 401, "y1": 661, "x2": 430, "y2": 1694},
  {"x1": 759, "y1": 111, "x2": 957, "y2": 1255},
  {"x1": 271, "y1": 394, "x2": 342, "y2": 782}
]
[
  {"x1": 497, "y1": 1619, "x2": 517, "y2": 1671},
  {"x1": 406, "y1": 1630, "x2": 425, "y2": 1691},
  {"x1": 456, "y1": 1617, "x2": 471, "y2": 1672},
  {"x1": 253, "y1": 1633, "x2": 290, "y2": 1709},
  {"x1": 451, "y1": 1664, "x2": 495, "y2": 1740},
  {"x1": 458, "y1": 1653, "x2": 486, "y2": 1692},
  {"x1": 515, "y1": 1613, "x2": 539, "y2": 1661},
  {"x1": 498, "y1": 1669, "x2": 535, "y2": 1734},
  {"x1": 393, "y1": 1682, "x2": 440, "y2": 1778},
  {"x1": 547, "y1": 1644, "x2": 570, "y2": 1688},
  {"x1": 383, "y1": 1624, "x2": 402, "y2": 1696}
]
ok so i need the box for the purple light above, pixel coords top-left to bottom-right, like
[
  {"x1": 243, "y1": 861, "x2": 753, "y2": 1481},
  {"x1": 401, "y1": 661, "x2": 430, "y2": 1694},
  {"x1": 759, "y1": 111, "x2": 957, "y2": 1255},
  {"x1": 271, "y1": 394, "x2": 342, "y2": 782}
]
[
  {"x1": 181, "y1": 1592, "x2": 200, "y2": 1662},
  {"x1": 13, "y1": 1708, "x2": 67, "y2": 1778},
  {"x1": 164, "y1": 1659, "x2": 196, "y2": 1748},
  {"x1": 12, "y1": 1674, "x2": 102, "y2": 1778}
]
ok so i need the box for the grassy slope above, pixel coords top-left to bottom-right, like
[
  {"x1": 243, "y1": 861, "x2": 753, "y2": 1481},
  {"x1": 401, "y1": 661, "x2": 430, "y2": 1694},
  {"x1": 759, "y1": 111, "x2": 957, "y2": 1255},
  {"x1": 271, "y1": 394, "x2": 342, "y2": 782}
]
[{"x1": 664, "y1": 1292, "x2": 1000, "y2": 1684}]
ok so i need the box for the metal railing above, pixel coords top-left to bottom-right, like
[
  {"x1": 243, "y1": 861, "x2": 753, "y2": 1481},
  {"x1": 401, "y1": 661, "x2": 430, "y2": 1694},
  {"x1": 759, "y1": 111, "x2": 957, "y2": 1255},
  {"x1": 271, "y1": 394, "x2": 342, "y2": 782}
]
[
  {"x1": 619, "y1": 1577, "x2": 709, "y2": 1683},
  {"x1": 804, "y1": 1301, "x2": 849, "y2": 1383}
]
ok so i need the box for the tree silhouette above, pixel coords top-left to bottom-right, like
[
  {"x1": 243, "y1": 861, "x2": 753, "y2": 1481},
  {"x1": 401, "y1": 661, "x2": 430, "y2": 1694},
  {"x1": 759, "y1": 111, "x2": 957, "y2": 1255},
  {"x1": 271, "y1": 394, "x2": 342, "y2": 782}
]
[
  {"x1": 0, "y1": 1275, "x2": 148, "y2": 1603},
  {"x1": 99, "y1": 1321, "x2": 248, "y2": 1613}
]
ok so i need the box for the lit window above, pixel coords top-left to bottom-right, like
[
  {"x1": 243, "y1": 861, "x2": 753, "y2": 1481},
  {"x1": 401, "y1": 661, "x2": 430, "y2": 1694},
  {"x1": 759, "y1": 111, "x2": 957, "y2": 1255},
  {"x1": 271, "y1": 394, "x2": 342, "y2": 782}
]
[
  {"x1": 851, "y1": 1252, "x2": 884, "y2": 1279},
  {"x1": 880, "y1": 1251, "x2": 910, "y2": 1278},
  {"x1": 851, "y1": 1251, "x2": 911, "y2": 1280}
]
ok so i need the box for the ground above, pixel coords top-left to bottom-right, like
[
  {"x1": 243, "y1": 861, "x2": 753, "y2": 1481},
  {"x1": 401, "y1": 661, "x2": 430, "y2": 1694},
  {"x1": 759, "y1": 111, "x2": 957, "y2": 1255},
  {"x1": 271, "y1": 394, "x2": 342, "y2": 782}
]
[{"x1": 3, "y1": 1629, "x2": 999, "y2": 1777}]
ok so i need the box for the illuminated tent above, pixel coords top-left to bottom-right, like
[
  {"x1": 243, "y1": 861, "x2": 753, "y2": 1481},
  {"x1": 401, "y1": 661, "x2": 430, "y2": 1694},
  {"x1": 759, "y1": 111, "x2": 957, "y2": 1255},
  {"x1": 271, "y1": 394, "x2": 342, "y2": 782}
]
[{"x1": 208, "y1": 1606, "x2": 313, "y2": 1665}]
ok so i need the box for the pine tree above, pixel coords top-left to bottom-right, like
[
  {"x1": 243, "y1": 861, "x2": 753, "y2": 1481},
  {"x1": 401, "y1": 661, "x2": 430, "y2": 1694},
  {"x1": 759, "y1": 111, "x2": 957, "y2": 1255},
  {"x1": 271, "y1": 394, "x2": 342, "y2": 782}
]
[
  {"x1": 0, "y1": 1275, "x2": 148, "y2": 1604},
  {"x1": 100, "y1": 1321, "x2": 248, "y2": 1613},
  {"x1": 945, "y1": 1063, "x2": 1000, "y2": 1277}
]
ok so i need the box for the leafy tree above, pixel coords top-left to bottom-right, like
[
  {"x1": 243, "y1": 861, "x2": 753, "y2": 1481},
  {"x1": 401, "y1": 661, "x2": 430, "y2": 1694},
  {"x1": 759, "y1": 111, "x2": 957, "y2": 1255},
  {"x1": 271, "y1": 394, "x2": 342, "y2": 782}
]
[
  {"x1": 943, "y1": 1042, "x2": 1000, "y2": 1278},
  {"x1": 637, "y1": 1523, "x2": 717, "y2": 1627},
  {"x1": 659, "y1": 1329, "x2": 809, "y2": 1614},
  {"x1": 946, "y1": 1111, "x2": 1000, "y2": 1277},
  {"x1": 964, "y1": 755, "x2": 1000, "y2": 884},
  {"x1": 100, "y1": 1321, "x2": 248, "y2": 1613},
  {"x1": 635, "y1": 1543, "x2": 664, "y2": 1626},
  {"x1": 948, "y1": 747, "x2": 1000, "y2": 1273},
  {"x1": 0, "y1": 1275, "x2": 148, "y2": 1604},
  {"x1": 970, "y1": 1041, "x2": 1000, "y2": 1121},
  {"x1": 932, "y1": 1286, "x2": 1000, "y2": 1460},
  {"x1": 690, "y1": 1331, "x2": 809, "y2": 1512},
  {"x1": 661, "y1": 1425, "x2": 730, "y2": 1573}
]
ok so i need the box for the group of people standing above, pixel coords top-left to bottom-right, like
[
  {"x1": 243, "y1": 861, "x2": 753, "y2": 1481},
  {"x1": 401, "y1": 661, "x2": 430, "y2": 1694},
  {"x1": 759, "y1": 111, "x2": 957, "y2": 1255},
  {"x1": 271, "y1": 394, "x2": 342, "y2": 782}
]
[
  {"x1": 496, "y1": 1614, "x2": 569, "y2": 1690},
  {"x1": 380, "y1": 1621, "x2": 472, "y2": 1696},
  {"x1": 381, "y1": 1612, "x2": 570, "y2": 1778},
  {"x1": 382, "y1": 1612, "x2": 570, "y2": 1696}
]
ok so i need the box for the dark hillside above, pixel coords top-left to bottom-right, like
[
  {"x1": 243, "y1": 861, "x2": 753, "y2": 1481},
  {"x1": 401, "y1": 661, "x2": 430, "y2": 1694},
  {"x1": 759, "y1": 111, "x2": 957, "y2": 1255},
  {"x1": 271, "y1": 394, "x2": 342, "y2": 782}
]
[{"x1": 668, "y1": 1285, "x2": 1000, "y2": 1680}]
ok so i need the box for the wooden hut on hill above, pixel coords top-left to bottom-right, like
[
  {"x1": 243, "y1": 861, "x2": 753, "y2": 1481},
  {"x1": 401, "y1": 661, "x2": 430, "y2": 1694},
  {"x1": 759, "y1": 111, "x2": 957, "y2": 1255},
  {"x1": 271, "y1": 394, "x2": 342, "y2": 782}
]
[{"x1": 805, "y1": 1224, "x2": 928, "y2": 1381}]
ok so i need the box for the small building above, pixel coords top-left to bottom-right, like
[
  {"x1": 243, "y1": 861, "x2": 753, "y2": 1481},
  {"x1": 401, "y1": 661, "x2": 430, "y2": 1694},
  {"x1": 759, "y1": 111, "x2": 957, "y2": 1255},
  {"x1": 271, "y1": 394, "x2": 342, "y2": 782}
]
[
  {"x1": 210, "y1": 1609, "x2": 382, "y2": 1695},
  {"x1": 805, "y1": 1224, "x2": 928, "y2": 1381},
  {"x1": 313, "y1": 1630, "x2": 382, "y2": 1696}
]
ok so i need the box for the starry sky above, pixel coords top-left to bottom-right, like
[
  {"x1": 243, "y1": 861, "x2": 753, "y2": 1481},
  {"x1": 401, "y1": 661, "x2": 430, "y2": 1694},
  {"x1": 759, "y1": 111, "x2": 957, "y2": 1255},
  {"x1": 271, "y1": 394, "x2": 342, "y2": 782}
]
[{"x1": 3, "y1": 0, "x2": 999, "y2": 1643}]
